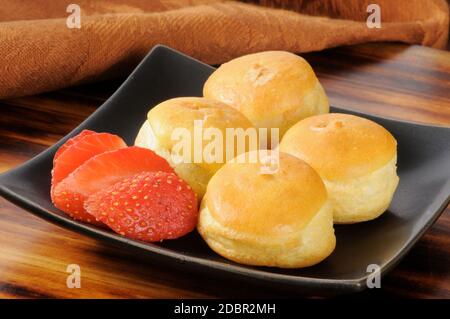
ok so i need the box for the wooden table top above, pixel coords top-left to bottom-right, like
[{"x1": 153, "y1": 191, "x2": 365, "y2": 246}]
[{"x1": 0, "y1": 42, "x2": 449, "y2": 299}]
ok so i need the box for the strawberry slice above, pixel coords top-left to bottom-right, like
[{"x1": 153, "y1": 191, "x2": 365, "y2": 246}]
[
  {"x1": 52, "y1": 147, "x2": 174, "y2": 224},
  {"x1": 53, "y1": 130, "x2": 95, "y2": 162},
  {"x1": 85, "y1": 171, "x2": 198, "y2": 242},
  {"x1": 52, "y1": 131, "x2": 126, "y2": 187}
]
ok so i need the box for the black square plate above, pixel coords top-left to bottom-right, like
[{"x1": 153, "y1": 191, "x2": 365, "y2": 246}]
[{"x1": 1, "y1": 45, "x2": 449, "y2": 294}]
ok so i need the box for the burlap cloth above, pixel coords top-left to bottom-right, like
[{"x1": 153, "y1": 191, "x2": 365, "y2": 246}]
[{"x1": 0, "y1": 0, "x2": 447, "y2": 98}]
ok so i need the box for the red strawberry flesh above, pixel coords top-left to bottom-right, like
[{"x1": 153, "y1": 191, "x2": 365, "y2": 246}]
[
  {"x1": 52, "y1": 147, "x2": 174, "y2": 224},
  {"x1": 53, "y1": 130, "x2": 95, "y2": 162},
  {"x1": 52, "y1": 132, "x2": 126, "y2": 187},
  {"x1": 85, "y1": 171, "x2": 198, "y2": 242}
]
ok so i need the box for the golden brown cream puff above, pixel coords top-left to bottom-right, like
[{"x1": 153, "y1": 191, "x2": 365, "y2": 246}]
[
  {"x1": 280, "y1": 113, "x2": 399, "y2": 223},
  {"x1": 203, "y1": 51, "x2": 329, "y2": 139},
  {"x1": 198, "y1": 151, "x2": 335, "y2": 268},
  {"x1": 135, "y1": 97, "x2": 254, "y2": 198}
]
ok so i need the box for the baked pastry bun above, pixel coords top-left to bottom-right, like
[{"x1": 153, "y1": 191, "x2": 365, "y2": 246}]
[
  {"x1": 198, "y1": 151, "x2": 335, "y2": 268},
  {"x1": 135, "y1": 97, "x2": 254, "y2": 198},
  {"x1": 280, "y1": 113, "x2": 399, "y2": 224},
  {"x1": 203, "y1": 51, "x2": 329, "y2": 139}
]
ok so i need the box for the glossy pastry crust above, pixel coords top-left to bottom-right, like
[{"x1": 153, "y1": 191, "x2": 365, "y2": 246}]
[
  {"x1": 135, "y1": 97, "x2": 254, "y2": 198},
  {"x1": 198, "y1": 151, "x2": 336, "y2": 268},
  {"x1": 203, "y1": 51, "x2": 329, "y2": 137},
  {"x1": 280, "y1": 113, "x2": 399, "y2": 223}
]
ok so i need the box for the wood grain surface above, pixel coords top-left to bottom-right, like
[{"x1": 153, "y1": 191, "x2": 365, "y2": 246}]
[{"x1": 0, "y1": 42, "x2": 449, "y2": 298}]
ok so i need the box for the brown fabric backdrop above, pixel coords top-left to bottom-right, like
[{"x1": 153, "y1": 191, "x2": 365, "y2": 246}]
[{"x1": 0, "y1": 0, "x2": 448, "y2": 99}]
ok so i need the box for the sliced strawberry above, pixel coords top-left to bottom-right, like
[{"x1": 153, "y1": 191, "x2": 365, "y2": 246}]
[
  {"x1": 52, "y1": 147, "x2": 174, "y2": 224},
  {"x1": 52, "y1": 132, "x2": 127, "y2": 187},
  {"x1": 53, "y1": 130, "x2": 95, "y2": 162},
  {"x1": 53, "y1": 190, "x2": 103, "y2": 226},
  {"x1": 85, "y1": 171, "x2": 198, "y2": 242}
]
